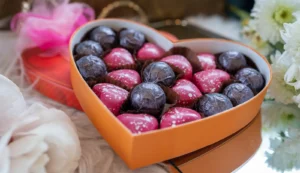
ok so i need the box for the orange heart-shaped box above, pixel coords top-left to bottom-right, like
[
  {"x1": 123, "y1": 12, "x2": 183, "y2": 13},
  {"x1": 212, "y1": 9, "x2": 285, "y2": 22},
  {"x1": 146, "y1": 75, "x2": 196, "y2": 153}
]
[{"x1": 69, "y1": 19, "x2": 272, "y2": 169}]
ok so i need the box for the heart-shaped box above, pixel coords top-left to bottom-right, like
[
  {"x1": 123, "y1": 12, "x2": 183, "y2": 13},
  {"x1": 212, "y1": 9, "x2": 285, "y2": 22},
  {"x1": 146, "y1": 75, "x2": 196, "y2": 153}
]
[{"x1": 69, "y1": 19, "x2": 272, "y2": 169}]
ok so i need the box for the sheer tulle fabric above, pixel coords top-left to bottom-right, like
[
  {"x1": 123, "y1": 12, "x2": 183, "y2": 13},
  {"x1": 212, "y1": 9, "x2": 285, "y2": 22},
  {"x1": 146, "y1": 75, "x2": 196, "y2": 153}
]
[{"x1": 10, "y1": 0, "x2": 95, "y2": 58}]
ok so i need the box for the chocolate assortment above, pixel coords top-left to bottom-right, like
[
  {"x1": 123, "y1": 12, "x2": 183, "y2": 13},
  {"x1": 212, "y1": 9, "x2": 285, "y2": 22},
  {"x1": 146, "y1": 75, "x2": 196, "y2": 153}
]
[{"x1": 74, "y1": 25, "x2": 265, "y2": 134}]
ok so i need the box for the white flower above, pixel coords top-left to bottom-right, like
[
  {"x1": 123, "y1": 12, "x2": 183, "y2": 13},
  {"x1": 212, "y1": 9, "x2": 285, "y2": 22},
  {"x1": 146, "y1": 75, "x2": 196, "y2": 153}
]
[
  {"x1": 284, "y1": 64, "x2": 300, "y2": 89},
  {"x1": 251, "y1": 0, "x2": 300, "y2": 44},
  {"x1": 0, "y1": 103, "x2": 81, "y2": 173},
  {"x1": 268, "y1": 51, "x2": 299, "y2": 104},
  {"x1": 262, "y1": 101, "x2": 300, "y2": 135},
  {"x1": 292, "y1": 94, "x2": 300, "y2": 108},
  {"x1": 281, "y1": 12, "x2": 300, "y2": 63},
  {"x1": 0, "y1": 75, "x2": 26, "y2": 134},
  {"x1": 266, "y1": 128, "x2": 300, "y2": 171},
  {"x1": 242, "y1": 20, "x2": 273, "y2": 56},
  {"x1": 0, "y1": 75, "x2": 81, "y2": 173}
]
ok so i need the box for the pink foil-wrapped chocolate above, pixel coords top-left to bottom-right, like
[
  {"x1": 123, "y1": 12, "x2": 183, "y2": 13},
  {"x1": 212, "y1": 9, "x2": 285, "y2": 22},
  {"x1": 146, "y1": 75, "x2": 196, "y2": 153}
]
[
  {"x1": 107, "y1": 69, "x2": 141, "y2": 90},
  {"x1": 160, "y1": 107, "x2": 201, "y2": 129},
  {"x1": 172, "y1": 79, "x2": 202, "y2": 106},
  {"x1": 193, "y1": 69, "x2": 230, "y2": 94},
  {"x1": 103, "y1": 48, "x2": 135, "y2": 70},
  {"x1": 196, "y1": 53, "x2": 216, "y2": 70},
  {"x1": 160, "y1": 55, "x2": 193, "y2": 80},
  {"x1": 93, "y1": 83, "x2": 129, "y2": 115},
  {"x1": 137, "y1": 43, "x2": 165, "y2": 61},
  {"x1": 117, "y1": 113, "x2": 158, "y2": 134}
]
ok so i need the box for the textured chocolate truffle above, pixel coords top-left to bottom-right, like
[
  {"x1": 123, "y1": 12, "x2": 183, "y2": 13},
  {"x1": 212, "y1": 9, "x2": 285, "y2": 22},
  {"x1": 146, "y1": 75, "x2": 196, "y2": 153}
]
[
  {"x1": 89, "y1": 26, "x2": 117, "y2": 50},
  {"x1": 218, "y1": 51, "x2": 247, "y2": 73},
  {"x1": 196, "y1": 93, "x2": 233, "y2": 117},
  {"x1": 130, "y1": 83, "x2": 166, "y2": 116},
  {"x1": 235, "y1": 68, "x2": 265, "y2": 94},
  {"x1": 76, "y1": 55, "x2": 107, "y2": 82},
  {"x1": 223, "y1": 83, "x2": 254, "y2": 106},
  {"x1": 142, "y1": 62, "x2": 176, "y2": 87},
  {"x1": 75, "y1": 40, "x2": 103, "y2": 57},
  {"x1": 120, "y1": 28, "x2": 145, "y2": 52}
]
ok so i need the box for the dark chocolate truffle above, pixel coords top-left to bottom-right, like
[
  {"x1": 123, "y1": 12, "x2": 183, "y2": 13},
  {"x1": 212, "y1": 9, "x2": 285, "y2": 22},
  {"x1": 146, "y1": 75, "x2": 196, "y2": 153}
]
[
  {"x1": 76, "y1": 55, "x2": 107, "y2": 85},
  {"x1": 223, "y1": 83, "x2": 254, "y2": 106},
  {"x1": 142, "y1": 62, "x2": 176, "y2": 87},
  {"x1": 89, "y1": 26, "x2": 117, "y2": 50},
  {"x1": 235, "y1": 68, "x2": 265, "y2": 94},
  {"x1": 218, "y1": 51, "x2": 247, "y2": 73},
  {"x1": 119, "y1": 28, "x2": 145, "y2": 52},
  {"x1": 196, "y1": 93, "x2": 233, "y2": 117},
  {"x1": 130, "y1": 82, "x2": 166, "y2": 116},
  {"x1": 75, "y1": 40, "x2": 103, "y2": 57}
]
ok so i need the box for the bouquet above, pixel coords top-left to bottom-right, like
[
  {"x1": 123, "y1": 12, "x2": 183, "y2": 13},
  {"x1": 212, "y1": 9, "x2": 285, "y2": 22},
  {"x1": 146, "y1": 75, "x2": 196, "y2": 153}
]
[{"x1": 236, "y1": 0, "x2": 300, "y2": 171}]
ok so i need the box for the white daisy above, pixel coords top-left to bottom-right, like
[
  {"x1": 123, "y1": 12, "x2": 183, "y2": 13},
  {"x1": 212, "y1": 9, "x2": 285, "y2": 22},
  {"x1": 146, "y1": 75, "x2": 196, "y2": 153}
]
[
  {"x1": 284, "y1": 64, "x2": 300, "y2": 90},
  {"x1": 268, "y1": 51, "x2": 299, "y2": 104},
  {"x1": 262, "y1": 101, "x2": 300, "y2": 135},
  {"x1": 266, "y1": 128, "x2": 300, "y2": 171},
  {"x1": 251, "y1": 0, "x2": 300, "y2": 45},
  {"x1": 292, "y1": 94, "x2": 300, "y2": 108},
  {"x1": 242, "y1": 20, "x2": 273, "y2": 56},
  {"x1": 281, "y1": 12, "x2": 300, "y2": 63}
]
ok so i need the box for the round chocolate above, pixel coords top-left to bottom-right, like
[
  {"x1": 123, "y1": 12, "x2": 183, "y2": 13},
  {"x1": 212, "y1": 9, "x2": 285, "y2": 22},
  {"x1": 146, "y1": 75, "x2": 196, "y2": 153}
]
[
  {"x1": 119, "y1": 28, "x2": 145, "y2": 52},
  {"x1": 76, "y1": 55, "x2": 107, "y2": 84},
  {"x1": 130, "y1": 83, "x2": 166, "y2": 116},
  {"x1": 196, "y1": 93, "x2": 233, "y2": 117},
  {"x1": 218, "y1": 51, "x2": 247, "y2": 73},
  {"x1": 75, "y1": 40, "x2": 103, "y2": 57},
  {"x1": 142, "y1": 62, "x2": 176, "y2": 87},
  {"x1": 89, "y1": 26, "x2": 117, "y2": 50},
  {"x1": 223, "y1": 83, "x2": 254, "y2": 106},
  {"x1": 235, "y1": 68, "x2": 265, "y2": 94}
]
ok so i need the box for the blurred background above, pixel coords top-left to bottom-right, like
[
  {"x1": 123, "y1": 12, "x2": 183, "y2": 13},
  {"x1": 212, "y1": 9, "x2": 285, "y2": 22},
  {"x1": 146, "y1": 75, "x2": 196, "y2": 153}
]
[{"x1": 0, "y1": 0, "x2": 254, "y2": 39}]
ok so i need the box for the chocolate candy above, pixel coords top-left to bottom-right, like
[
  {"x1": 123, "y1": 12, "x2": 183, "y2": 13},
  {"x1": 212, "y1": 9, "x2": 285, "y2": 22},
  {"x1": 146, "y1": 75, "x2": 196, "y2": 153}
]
[
  {"x1": 137, "y1": 43, "x2": 165, "y2": 61},
  {"x1": 76, "y1": 55, "x2": 107, "y2": 85},
  {"x1": 161, "y1": 55, "x2": 193, "y2": 80},
  {"x1": 193, "y1": 69, "x2": 230, "y2": 94},
  {"x1": 89, "y1": 26, "x2": 117, "y2": 50},
  {"x1": 103, "y1": 48, "x2": 135, "y2": 70},
  {"x1": 142, "y1": 62, "x2": 176, "y2": 87},
  {"x1": 160, "y1": 107, "x2": 201, "y2": 129},
  {"x1": 223, "y1": 83, "x2": 254, "y2": 106},
  {"x1": 107, "y1": 69, "x2": 141, "y2": 90},
  {"x1": 172, "y1": 79, "x2": 202, "y2": 107},
  {"x1": 196, "y1": 93, "x2": 233, "y2": 117},
  {"x1": 119, "y1": 28, "x2": 145, "y2": 52},
  {"x1": 75, "y1": 40, "x2": 103, "y2": 57},
  {"x1": 235, "y1": 68, "x2": 265, "y2": 94},
  {"x1": 117, "y1": 113, "x2": 158, "y2": 134},
  {"x1": 196, "y1": 53, "x2": 216, "y2": 70},
  {"x1": 130, "y1": 83, "x2": 166, "y2": 116},
  {"x1": 93, "y1": 83, "x2": 129, "y2": 115},
  {"x1": 218, "y1": 51, "x2": 247, "y2": 73}
]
